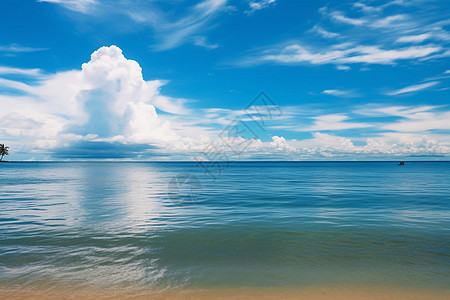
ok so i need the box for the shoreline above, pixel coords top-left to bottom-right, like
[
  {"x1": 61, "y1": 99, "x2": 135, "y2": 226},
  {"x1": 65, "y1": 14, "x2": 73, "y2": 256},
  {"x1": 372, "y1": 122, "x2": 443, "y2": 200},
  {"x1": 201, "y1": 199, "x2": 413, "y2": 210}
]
[
  {"x1": 2, "y1": 160, "x2": 450, "y2": 163},
  {"x1": 1, "y1": 285, "x2": 450, "y2": 300}
]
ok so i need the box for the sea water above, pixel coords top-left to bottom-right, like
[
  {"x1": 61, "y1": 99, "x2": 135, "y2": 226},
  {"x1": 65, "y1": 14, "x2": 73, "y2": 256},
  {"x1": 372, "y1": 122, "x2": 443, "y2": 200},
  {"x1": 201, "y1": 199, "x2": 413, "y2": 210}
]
[{"x1": 0, "y1": 162, "x2": 449, "y2": 292}]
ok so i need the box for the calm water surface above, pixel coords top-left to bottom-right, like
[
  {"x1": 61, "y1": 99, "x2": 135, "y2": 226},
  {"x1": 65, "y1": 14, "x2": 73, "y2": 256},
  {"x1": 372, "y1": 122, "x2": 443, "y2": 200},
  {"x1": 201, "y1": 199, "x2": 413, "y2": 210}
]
[{"x1": 0, "y1": 162, "x2": 449, "y2": 291}]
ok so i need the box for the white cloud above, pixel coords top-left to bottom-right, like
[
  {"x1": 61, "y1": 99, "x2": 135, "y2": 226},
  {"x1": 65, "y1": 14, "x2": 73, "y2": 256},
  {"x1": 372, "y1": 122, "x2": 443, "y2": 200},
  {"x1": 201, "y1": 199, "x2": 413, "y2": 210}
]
[
  {"x1": 294, "y1": 132, "x2": 357, "y2": 152},
  {"x1": 0, "y1": 46, "x2": 204, "y2": 157},
  {"x1": 0, "y1": 66, "x2": 42, "y2": 77},
  {"x1": 205, "y1": 104, "x2": 450, "y2": 159},
  {"x1": 310, "y1": 25, "x2": 340, "y2": 38},
  {"x1": 323, "y1": 89, "x2": 345, "y2": 96},
  {"x1": 38, "y1": 0, "x2": 228, "y2": 50},
  {"x1": 0, "y1": 44, "x2": 47, "y2": 53},
  {"x1": 370, "y1": 14, "x2": 408, "y2": 28},
  {"x1": 377, "y1": 106, "x2": 450, "y2": 132},
  {"x1": 383, "y1": 115, "x2": 450, "y2": 132},
  {"x1": 353, "y1": 2, "x2": 382, "y2": 13},
  {"x1": 387, "y1": 81, "x2": 439, "y2": 95},
  {"x1": 295, "y1": 114, "x2": 372, "y2": 132},
  {"x1": 37, "y1": 0, "x2": 96, "y2": 13},
  {"x1": 242, "y1": 1, "x2": 449, "y2": 68},
  {"x1": 193, "y1": 36, "x2": 220, "y2": 49},
  {"x1": 421, "y1": 49, "x2": 450, "y2": 61},
  {"x1": 262, "y1": 104, "x2": 450, "y2": 158},
  {"x1": 269, "y1": 136, "x2": 297, "y2": 152},
  {"x1": 2, "y1": 45, "x2": 449, "y2": 160},
  {"x1": 289, "y1": 131, "x2": 450, "y2": 159},
  {"x1": 153, "y1": 0, "x2": 228, "y2": 50},
  {"x1": 329, "y1": 11, "x2": 366, "y2": 26},
  {"x1": 256, "y1": 44, "x2": 441, "y2": 66},
  {"x1": 397, "y1": 33, "x2": 431, "y2": 43},
  {"x1": 325, "y1": 5, "x2": 409, "y2": 29},
  {"x1": 336, "y1": 65, "x2": 350, "y2": 71},
  {"x1": 336, "y1": 65, "x2": 351, "y2": 71},
  {"x1": 246, "y1": 0, "x2": 276, "y2": 15},
  {"x1": 0, "y1": 78, "x2": 36, "y2": 93},
  {"x1": 347, "y1": 105, "x2": 450, "y2": 133},
  {"x1": 322, "y1": 89, "x2": 359, "y2": 97},
  {"x1": 357, "y1": 105, "x2": 438, "y2": 117},
  {"x1": 339, "y1": 45, "x2": 440, "y2": 64}
]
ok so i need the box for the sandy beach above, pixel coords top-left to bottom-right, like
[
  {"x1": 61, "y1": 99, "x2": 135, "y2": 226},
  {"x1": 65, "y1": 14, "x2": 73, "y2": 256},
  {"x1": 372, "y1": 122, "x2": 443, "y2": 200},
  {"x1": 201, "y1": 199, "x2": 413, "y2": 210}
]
[{"x1": 1, "y1": 286, "x2": 450, "y2": 300}]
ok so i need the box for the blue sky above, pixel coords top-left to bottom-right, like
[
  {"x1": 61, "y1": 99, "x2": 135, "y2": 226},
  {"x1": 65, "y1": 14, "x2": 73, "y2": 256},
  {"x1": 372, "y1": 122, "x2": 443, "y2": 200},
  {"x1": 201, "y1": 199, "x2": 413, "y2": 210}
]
[{"x1": 0, "y1": 0, "x2": 449, "y2": 160}]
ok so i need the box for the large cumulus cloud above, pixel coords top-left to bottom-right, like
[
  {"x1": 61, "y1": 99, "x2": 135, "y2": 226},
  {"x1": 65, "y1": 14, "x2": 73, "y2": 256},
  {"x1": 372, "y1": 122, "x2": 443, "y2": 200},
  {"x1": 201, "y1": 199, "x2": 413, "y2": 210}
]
[{"x1": 0, "y1": 46, "x2": 189, "y2": 159}]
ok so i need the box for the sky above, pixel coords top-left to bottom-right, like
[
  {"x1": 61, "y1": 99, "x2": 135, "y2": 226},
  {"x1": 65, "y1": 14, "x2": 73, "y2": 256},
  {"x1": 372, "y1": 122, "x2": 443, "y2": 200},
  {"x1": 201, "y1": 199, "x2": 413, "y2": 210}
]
[{"x1": 0, "y1": 0, "x2": 449, "y2": 161}]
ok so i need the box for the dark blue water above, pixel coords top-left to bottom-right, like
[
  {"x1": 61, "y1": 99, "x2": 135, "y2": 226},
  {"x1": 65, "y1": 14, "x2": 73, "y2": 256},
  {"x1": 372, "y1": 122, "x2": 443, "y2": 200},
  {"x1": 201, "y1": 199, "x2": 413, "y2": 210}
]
[{"x1": 0, "y1": 162, "x2": 449, "y2": 292}]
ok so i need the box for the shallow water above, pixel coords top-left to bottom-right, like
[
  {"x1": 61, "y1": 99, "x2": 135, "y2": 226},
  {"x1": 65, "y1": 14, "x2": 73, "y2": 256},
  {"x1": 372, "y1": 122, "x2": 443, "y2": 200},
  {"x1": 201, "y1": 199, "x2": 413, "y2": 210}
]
[{"x1": 0, "y1": 162, "x2": 449, "y2": 291}]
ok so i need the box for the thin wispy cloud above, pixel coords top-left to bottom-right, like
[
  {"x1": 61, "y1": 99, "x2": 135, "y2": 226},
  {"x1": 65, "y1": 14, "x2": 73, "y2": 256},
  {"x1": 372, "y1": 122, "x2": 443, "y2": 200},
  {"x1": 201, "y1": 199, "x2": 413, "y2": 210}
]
[
  {"x1": 323, "y1": 5, "x2": 410, "y2": 29},
  {"x1": 347, "y1": 104, "x2": 450, "y2": 134},
  {"x1": 310, "y1": 25, "x2": 340, "y2": 38},
  {"x1": 304, "y1": 114, "x2": 372, "y2": 131},
  {"x1": 397, "y1": 33, "x2": 431, "y2": 43},
  {"x1": 37, "y1": 0, "x2": 96, "y2": 13},
  {"x1": 336, "y1": 65, "x2": 350, "y2": 71},
  {"x1": 322, "y1": 89, "x2": 360, "y2": 97},
  {"x1": 0, "y1": 44, "x2": 48, "y2": 53},
  {"x1": 0, "y1": 78, "x2": 35, "y2": 93},
  {"x1": 193, "y1": 36, "x2": 220, "y2": 49},
  {"x1": 251, "y1": 44, "x2": 441, "y2": 66},
  {"x1": 0, "y1": 66, "x2": 42, "y2": 77},
  {"x1": 37, "y1": 0, "x2": 228, "y2": 50},
  {"x1": 151, "y1": 0, "x2": 228, "y2": 50},
  {"x1": 382, "y1": 111, "x2": 450, "y2": 132},
  {"x1": 353, "y1": 2, "x2": 382, "y2": 13},
  {"x1": 328, "y1": 10, "x2": 366, "y2": 26},
  {"x1": 387, "y1": 81, "x2": 439, "y2": 95},
  {"x1": 240, "y1": 0, "x2": 450, "y2": 68},
  {"x1": 245, "y1": 0, "x2": 276, "y2": 15},
  {"x1": 370, "y1": 14, "x2": 408, "y2": 28}
]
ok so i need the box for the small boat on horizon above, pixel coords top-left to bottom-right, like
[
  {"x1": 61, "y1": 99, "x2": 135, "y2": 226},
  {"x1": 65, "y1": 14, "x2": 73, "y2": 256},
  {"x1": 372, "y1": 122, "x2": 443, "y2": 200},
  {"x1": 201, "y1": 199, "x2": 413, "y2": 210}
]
[{"x1": 398, "y1": 161, "x2": 405, "y2": 165}]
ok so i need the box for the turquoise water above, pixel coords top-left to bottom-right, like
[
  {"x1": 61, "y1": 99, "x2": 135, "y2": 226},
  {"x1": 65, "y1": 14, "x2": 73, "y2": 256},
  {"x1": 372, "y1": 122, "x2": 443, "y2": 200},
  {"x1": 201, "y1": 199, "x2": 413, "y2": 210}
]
[{"x1": 0, "y1": 162, "x2": 449, "y2": 291}]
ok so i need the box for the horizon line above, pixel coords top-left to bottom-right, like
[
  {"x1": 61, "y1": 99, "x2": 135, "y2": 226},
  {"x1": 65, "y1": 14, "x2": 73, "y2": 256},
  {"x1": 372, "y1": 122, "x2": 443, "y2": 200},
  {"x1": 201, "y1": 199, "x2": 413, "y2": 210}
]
[{"x1": 1, "y1": 160, "x2": 449, "y2": 163}]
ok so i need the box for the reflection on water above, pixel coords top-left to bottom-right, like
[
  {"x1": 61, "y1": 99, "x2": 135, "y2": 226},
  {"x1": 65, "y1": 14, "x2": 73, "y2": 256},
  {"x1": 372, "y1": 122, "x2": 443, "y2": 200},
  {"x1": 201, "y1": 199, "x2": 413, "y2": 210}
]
[{"x1": 0, "y1": 162, "x2": 449, "y2": 291}]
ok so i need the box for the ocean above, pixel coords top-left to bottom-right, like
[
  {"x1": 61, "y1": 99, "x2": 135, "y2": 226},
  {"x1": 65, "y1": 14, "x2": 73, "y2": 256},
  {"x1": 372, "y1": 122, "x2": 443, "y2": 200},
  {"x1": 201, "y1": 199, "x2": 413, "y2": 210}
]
[{"x1": 0, "y1": 162, "x2": 449, "y2": 295}]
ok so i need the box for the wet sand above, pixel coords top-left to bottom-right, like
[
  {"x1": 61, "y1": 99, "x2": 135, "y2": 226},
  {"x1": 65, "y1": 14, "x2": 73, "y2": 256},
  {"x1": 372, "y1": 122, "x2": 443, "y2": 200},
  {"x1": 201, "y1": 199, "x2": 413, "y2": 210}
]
[{"x1": 1, "y1": 286, "x2": 449, "y2": 300}]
